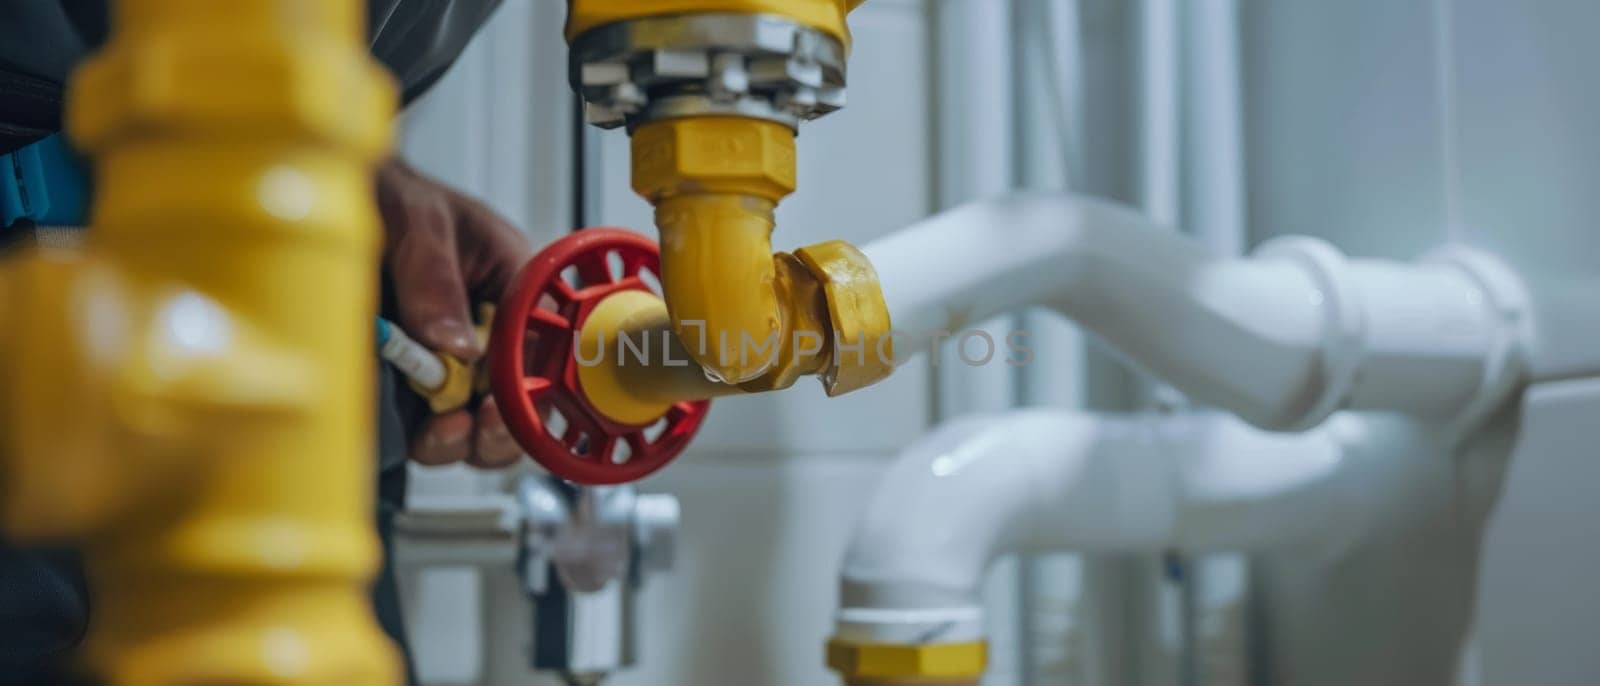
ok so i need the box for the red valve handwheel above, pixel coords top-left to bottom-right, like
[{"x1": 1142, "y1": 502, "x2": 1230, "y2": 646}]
[{"x1": 489, "y1": 228, "x2": 710, "y2": 485}]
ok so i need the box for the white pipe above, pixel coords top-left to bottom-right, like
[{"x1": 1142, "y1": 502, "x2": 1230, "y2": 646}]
[
  {"x1": 834, "y1": 410, "x2": 1418, "y2": 645},
  {"x1": 1181, "y1": 3, "x2": 1251, "y2": 683},
  {"x1": 934, "y1": 0, "x2": 1014, "y2": 207},
  {"x1": 1138, "y1": 0, "x2": 1181, "y2": 226},
  {"x1": 863, "y1": 193, "x2": 1520, "y2": 432},
  {"x1": 929, "y1": 8, "x2": 1024, "y2": 679},
  {"x1": 932, "y1": 0, "x2": 1018, "y2": 422},
  {"x1": 1182, "y1": 0, "x2": 1246, "y2": 257}
]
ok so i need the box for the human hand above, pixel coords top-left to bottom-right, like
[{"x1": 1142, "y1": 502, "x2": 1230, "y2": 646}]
[{"x1": 377, "y1": 158, "x2": 533, "y2": 467}]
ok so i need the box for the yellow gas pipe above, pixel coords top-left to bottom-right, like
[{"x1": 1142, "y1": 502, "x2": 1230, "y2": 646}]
[
  {"x1": 564, "y1": 4, "x2": 960, "y2": 678},
  {"x1": 564, "y1": 0, "x2": 892, "y2": 428},
  {"x1": 0, "y1": 1, "x2": 400, "y2": 683}
]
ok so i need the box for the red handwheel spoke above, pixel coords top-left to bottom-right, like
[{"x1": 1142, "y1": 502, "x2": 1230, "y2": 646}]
[
  {"x1": 611, "y1": 275, "x2": 647, "y2": 294},
  {"x1": 574, "y1": 249, "x2": 614, "y2": 286},
  {"x1": 620, "y1": 251, "x2": 652, "y2": 279},
  {"x1": 527, "y1": 308, "x2": 571, "y2": 331},
  {"x1": 489, "y1": 228, "x2": 711, "y2": 485},
  {"x1": 560, "y1": 423, "x2": 584, "y2": 451},
  {"x1": 595, "y1": 437, "x2": 620, "y2": 464},
  {"x1": 522, "y1": 377, "x2": 553, "y2": 399},
  {"x1": 549, "y1": 279, "x2": 580, "y2": 304}
]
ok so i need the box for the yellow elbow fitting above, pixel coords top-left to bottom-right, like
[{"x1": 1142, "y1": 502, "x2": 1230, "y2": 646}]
[
  {"x1": 654, "y1": 192, "x2": 784, "y2": 383},
  {"x1": 572, "y1": 240, "x2": 894, "y2": 425},
  {"x1": 826, "y1": 639, "x2": 987, "y2": 686},
  {"x1": 567, "y1": 0, "x2": 887, "y2": 403},
  {"x1": 633, "y1": 116, "x2": 795, "y2": 384},
  {"x1": 631, "y1": 116, "x2": 892, "y2": 394}
]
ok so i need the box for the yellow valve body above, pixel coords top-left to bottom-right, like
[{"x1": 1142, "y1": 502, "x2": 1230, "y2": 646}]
[
  {"x1": 0, "y1": 0, "x2": 401, "y2": 683},
  {"x1": 566, "y1": 0, "x2": 863, "y2": 46},
  {"x1": 625, "y1": 116, "x2": 893, "y2": 397},
  {"x1": 633, "y1": 117, "x2": 798, "y2": 202},
  {"x1": 827, "y1": 639, "x2": 987, "y2": 685},
  {"x1": 570, "y1": 235, "x2": 892, "y2": 422},
  {"x1": 576, "y1": 10, "x2": 894, "y2": 403},
  {"x1": 572, "y1": 244, "x2": 892, "y2": 426},
  {"x1": 576, "y1": 290, "x2": 744, "y2": 425}
]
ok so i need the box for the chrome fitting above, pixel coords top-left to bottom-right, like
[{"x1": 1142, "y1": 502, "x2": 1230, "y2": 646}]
[
  {"x1": 569, "y1": 13, "x2": 847, "y2": 130},
  {"x1": 516, "y1": 476, "x2": 681, "y2": 681}
]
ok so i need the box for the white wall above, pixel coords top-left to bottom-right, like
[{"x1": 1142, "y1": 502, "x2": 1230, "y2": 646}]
[{"x1": 1449, "y1": 1, "x2": 1600, "y2": 683}]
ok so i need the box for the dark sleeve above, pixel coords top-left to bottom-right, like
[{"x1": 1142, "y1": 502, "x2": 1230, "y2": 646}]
[
  {"x1": 369, "y1": 0, "x2": 505, "y2": 103},
  {"x1": 0, "y1": 0, "x2": 504, "y2": 153},
  {"x1": 0, "y1": 541, "x2": 88, "y2": 679},
  {"x1": 0, "y1": 1, "x2": 91, "y2": 153}
]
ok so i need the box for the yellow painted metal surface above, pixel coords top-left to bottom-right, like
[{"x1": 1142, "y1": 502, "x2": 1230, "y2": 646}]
[
  {"x1": 576, "y1": 290, "x2": 742, "y2": 425},
  {"x1": 827, "y1": 639, "x2": 988, "y2": 683},
  {"x1": 571, "y1": 241, "x2": 891, "y2": 422},
  {"x1": 632, "y1": 117, "x2": 798, "y2": 202},
  {"x1": 412, "y1": 307, "x2": 494, "y2": 413},
  {"x1": 634, "y1": 117, "x2": 795, "y2": 384},
  {"x1": 843, "y1": 678, "x2": 981, "y2": 686},
  {"x1": 0, "y1": 0, "x2": 401, "y2": 683},
  {"x1": 571, "y1": 4, "x2": 894, "y2": 413},
  {"x1": 624, "y1": 115, "x2": 893, "y2": 397},
  {"x1": 415, "y1": 353, "x2": 475, "y2": 412},
  {"x1": 654, "y1": 193, "x2": 784, "y2": 384},
  {"x1": 794, "y1": 240, "x2": 893, "y2": 395},
  {"x1": 566, "y1": 0, "x2": 858, "y2": 46},
  {"x1": 735, "y1": 252, "x2": 832, "y2": 392}
]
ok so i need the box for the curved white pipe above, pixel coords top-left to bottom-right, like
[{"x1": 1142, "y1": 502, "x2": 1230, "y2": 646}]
[
  {"x1": 862, "y1": 193, "x2": 1520, "y2": 431},
  {"x1": 834, "y1": 409, "x2": 1428, "y2": 645}
]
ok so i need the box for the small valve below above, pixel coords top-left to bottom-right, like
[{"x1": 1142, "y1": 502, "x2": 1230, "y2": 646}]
[{"x1": 489, "y1": 228, "x2": 710, "y2": 485}]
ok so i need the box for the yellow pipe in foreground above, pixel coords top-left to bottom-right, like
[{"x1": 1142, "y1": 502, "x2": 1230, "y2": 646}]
[{"x1": 0, "y1": 0, "x2": 400, "y2": 683}]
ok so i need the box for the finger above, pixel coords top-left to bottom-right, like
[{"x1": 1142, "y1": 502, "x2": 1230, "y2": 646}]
[
  {"x1": 466, "y1": 396, "x2": 522, "y2": 468},
  {"x1": 454, "y1": 199, "x2": 535, "y2": 304},
  {"x1": 379, "y1": 174, "x2": 480, "y2": 362},
  {"x1": 408, "y1": 410, "x2": 474, "y2": 465}
]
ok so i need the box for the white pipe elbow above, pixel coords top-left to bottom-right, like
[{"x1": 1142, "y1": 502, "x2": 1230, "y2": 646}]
[
  {"x1": 836, "y1": 410, "x2": 1377, "y2": 644},
  {"x1": 863, "y1": 193, "x2": 1528, "y2": 431}
]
